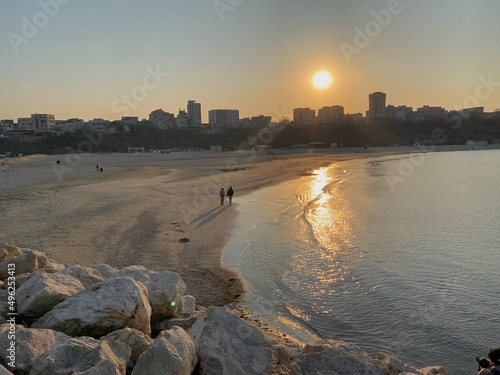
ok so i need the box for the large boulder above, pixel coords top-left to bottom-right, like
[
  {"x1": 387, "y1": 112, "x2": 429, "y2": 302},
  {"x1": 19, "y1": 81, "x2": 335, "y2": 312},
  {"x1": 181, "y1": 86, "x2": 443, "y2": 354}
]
[
  {"x1": 43, "y1": 259, "x2": 67, "y2": 273},
  {"x1": 29, "y1": 336, "x2": 130, "y2": 375},
  {"x1": 290, "y1": 340, "x2": 390, "y2": 375},
  {"x1": 0, "y1": 250, "x2": 47, "y2": 280},
  {"x1": 0, "y1": 324, "x2": 70, "y2": 374},
  {"x1": 377, "y1": 353, "x2": 448, "y2": 375},
  {"x1": 101, "y1": 328, "x2": 153, "y2": 371},
  {"x1": 416, "y1": 367, "x2": 448, "y2": 375},
  {"x1": 378, "y1": 352, "x2": 420, "y2": 374},
  {"x1": 32, "y1": 277, "x2": 151, "y2": 337},
  {"x1": 57, "y1": 265, "x2": 105, "y2": 288},
  {"x1": 132, "y1": 326, "x2": 197, "y2": 375},
  {"x1": 0, "y1": 364, "x2": 13, "y2": 375},
  {"x1": 17, "y1": 272, "x2": 85, "y2": 323},
  {"x1": 0, "y1": 244, "x2": 21, "y2": 261},
  {"x1": 154, "y1": 311, "x2": 203, "y2": 334},
  {"x1": 180, "y1": 295, "x2": 196, "y2": 315},
  {"x1": 91, "y1": 264, "x2": 119, "y2": 279},
  {"x1": 117, "y1": 266, "x2": 186, "y2": 322},
  {"x1": 189, "y1": 307, "x2": 272, "y2": 375}
]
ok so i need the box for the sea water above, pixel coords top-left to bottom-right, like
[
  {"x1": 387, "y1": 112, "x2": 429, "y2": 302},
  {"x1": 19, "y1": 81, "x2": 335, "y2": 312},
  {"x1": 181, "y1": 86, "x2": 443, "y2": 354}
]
[{"x1": 222, "y1": 149, "x2": 500, "y2": 374}]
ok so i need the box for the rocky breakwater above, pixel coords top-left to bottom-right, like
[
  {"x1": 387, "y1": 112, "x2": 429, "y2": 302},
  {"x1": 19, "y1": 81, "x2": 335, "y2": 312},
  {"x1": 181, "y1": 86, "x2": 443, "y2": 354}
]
[{"x1": 0, "y1": 243, "x2": 447, "y2": 374}]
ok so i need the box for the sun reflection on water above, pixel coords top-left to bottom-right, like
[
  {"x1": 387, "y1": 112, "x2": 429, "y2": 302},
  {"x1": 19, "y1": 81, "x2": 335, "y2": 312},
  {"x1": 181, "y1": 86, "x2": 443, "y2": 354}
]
[{"x1": 283, "y1": 166, "x2": 359, "y2": 308}]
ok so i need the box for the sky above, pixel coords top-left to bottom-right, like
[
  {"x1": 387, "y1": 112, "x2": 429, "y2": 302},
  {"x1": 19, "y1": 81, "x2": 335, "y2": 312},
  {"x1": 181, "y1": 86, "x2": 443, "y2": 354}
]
[{"x1": 1, "y1": 0, "x2": 500, "y2": 122}]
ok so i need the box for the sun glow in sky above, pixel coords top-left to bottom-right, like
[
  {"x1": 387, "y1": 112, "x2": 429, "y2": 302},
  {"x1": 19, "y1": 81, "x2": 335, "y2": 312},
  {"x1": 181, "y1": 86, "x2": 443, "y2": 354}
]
[
  {"x1": 1, "y1": 1, "x2": 500, "y2": 122},
  {"x1": 312, "y1": 71, "x2": 334, "y2": 91}
]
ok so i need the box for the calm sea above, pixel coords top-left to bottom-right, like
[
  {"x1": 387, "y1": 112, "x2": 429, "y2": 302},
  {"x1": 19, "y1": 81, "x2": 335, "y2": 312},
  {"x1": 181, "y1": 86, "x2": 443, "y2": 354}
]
[{"x1": 222, "y1": 150, "x2": 500, "y2": 374}]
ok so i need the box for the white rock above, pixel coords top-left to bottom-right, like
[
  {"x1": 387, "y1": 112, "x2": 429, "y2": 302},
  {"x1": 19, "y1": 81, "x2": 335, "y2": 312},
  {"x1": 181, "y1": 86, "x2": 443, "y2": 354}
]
[
  {"x1": 117, "y1": 266, "x2": 186, "y2": 322},
  {"x1": 101, "y1": 328, "x2": 153, "y2": 371},
  {"x1": 189, "y1": 307, "x2": 272, "y2": 375},
  {"x1": 378, "y1": 352, "x2": 421, "y2": 374},
  {"x1": 154, "y1": 311, "x2": 203, "y2": 333},
  {"x1": 290, "y1": 340, "x2": 390, "y2": 375},
  {"x1": 0, "y1": 250, "x2": 47, "y2": 281},
  {"x1": 0, "y1": 364, "x2": 13, "y2": 374},
  {"x1": 32, "y1": 276, "x2": 151, "y2": 338},
  {"x1": 1, "y1": 243, "x2": 21, "y2": 260},
  {"x1": 14, "y1": 273, "x2": 32, "y2": 289},
  {"x1": 418, "y1": 367, "x2": 448, "y2": 375},
  {"x1": 30, "y1": 336, "x2": 130, "y2": 375},
  {"x1": 0, "y1": 324, "x2": 70, "y2": 374},
  {"x1": 57, "y1": 265, "x2": 104, "y2": 288},
  {"x1": 132, "y1": 326, "x2": 197, "y2": 375},
  {"x1": 42, "y1": 259, "x2": 67, "y2": 273},
  {"x1": 17, "y1": 272, "x2": 85, "y2": 323},
  {"x1": 180, "y1": 295, "x2": 196, "y2": 314},
  {"x1": 91, "y1": 264, "x2": 119, "y2": 279}
]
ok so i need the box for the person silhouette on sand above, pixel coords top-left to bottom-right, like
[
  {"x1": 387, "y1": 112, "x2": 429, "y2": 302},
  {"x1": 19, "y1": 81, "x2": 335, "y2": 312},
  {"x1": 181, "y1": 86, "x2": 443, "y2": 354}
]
[
  {"x1": 227, "y1": 186, "x2": 234, "y2": 205},
  {"x1": 220, "y1": 188, "x2": 225, "y2": 205}
]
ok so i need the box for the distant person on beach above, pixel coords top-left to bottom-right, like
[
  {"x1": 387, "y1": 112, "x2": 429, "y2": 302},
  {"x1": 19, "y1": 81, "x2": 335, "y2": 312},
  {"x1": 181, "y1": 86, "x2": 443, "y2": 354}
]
[
  {"x1": 220, "y1": 188, "x2": 225, "y2": 205},
  {"x1": 96, "y1": 164, "x2": 99, "y2": 171},
  {"x1": 100, "y1": 167, "x2": 103, "y2": 172},
  {"x1": 227, "y1": 186, "x2": 234, "y2": 205},
  {"x1": 267, "y1": 150, "x2": 276, "y2": 160},
  {"x1": 477, "y1": 348, "x2": 500, "y2": 374}
]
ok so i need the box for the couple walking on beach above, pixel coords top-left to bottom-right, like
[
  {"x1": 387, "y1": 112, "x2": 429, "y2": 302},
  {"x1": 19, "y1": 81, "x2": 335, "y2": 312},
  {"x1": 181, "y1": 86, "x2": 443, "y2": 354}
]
[{"x1": 220, "y1": 186, "x2": 234, "y2": 206}]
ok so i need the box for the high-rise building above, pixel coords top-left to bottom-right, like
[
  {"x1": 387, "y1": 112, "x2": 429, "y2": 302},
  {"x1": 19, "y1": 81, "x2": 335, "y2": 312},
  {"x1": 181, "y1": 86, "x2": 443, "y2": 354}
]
[
  {"x1": 187, "y1": 100, "x2": 202, "y2": 128},
  {"x1": 368, "y1": 92, "x2": 386, "y2": 119},
  {"x1": 318, "y1": 105, "x2": 344, "y2": 123},
  {"x1": 208, "y1": 109, "x2": 239, "y2": 128},
  {"x1": 293, "y1": 108, "x2": 316, "y2": 125}
]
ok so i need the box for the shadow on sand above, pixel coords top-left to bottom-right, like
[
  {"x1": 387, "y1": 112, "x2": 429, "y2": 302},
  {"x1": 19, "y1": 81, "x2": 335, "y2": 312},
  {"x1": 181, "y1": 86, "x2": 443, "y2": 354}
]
[{"x1": 192, "y1": 205, "x2": 230, "y2": 228}]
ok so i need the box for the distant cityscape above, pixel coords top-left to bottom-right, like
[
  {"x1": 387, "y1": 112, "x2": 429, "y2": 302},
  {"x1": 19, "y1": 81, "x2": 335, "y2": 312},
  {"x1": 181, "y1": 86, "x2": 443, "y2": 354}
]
[{"x1": 0, "y1": 92, "x2": 497, "y2": 140}]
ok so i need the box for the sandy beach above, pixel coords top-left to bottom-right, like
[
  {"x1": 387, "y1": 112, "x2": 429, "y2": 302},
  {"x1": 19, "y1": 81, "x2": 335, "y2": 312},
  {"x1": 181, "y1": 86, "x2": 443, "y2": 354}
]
[{"x1": 0, "y1": 146, "x2": 484, "y2": 307}]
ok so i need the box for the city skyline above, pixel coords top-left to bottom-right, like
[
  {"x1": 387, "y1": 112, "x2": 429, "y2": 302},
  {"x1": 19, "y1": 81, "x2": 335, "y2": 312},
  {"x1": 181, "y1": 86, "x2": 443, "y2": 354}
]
[{"x1": 1, "y1": 1, "x2": 500, "y2": 122}]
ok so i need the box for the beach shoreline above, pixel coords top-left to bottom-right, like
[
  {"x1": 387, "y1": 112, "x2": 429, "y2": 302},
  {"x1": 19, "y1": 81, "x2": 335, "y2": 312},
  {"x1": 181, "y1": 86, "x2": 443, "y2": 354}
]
[{"x1": 2, "y1": 146, "x2": 495, "y2": 307}]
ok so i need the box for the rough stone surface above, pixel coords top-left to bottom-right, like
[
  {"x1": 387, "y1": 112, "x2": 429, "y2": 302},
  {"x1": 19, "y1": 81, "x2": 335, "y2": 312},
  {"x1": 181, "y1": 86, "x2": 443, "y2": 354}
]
[
  {"x1": 101, "y1": 328, "x2": 153, "y2": 371},
  {"x1": 17, "y1": 272, "x2": 85, "y2": 323},
  {"x1": 43, "y1": 259, "x2": 67, "y2": 273},
  {"x1": 417, "y1": 367, "x2": 448, "y2": 375},
  {"x1": 1, "y1": 244, "x2": 21, "y2": 260},
  {"x1": 154, "y1": 311, "x2": 202, "y2": 333},
  {"x1": 91, "y1": 264, "x2": 119, "y2": 279},
  {"x1": 29, "y1": 336, "x2": 130, "y2": 375},
  {"x1": 32, "y1": 276, "x2": 151, "y2": 338},
  {"x1": 117, "y1": 266, "x2": 186, "y2": 322},
  {"x1": 189, "y1": 307, "x2": 272, "y2": 375},
  {"x1": 180, "y1": 295, "x2": 196, "y2": 314},
  {"x1": 0, "y1": 250, "x2": 47, "y2": 281},
  {"x1": 13, "y1": 273, "x2": 32, "y2": 289},
  {"x1": 0, "y1": 291, "x2": 8, "y2": 325},
  {"x1": 57, "y1": 265, "x2": 105, "y2": 288},
  {"x1": 0, "y1": 324, "x2": 70, "y2": 375},
  {"x1": 290, "y1": 340, "x2": 390, "y2": 375},
  {"x1": 132, "y1": 326, "x2": 197, "y2": 375},
  {"x1": 0, "y1": 364, "x2": 13, "y2": 375},
  {"x1": 378, "y1": 352, "x2": 420, "y2": 374}
]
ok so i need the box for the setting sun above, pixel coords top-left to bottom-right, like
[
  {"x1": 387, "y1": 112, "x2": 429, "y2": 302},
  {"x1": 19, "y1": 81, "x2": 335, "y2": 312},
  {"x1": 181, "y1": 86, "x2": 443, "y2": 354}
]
[{"x1": 311, "y1": 70, "x2": 333, "y2": 90}]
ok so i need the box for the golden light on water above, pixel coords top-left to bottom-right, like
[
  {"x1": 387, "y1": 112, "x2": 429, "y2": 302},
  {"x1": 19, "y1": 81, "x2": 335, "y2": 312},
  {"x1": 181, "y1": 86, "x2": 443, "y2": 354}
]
[{"x1": 293, "y1": 167, "x2": 356, "y2": 292}]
